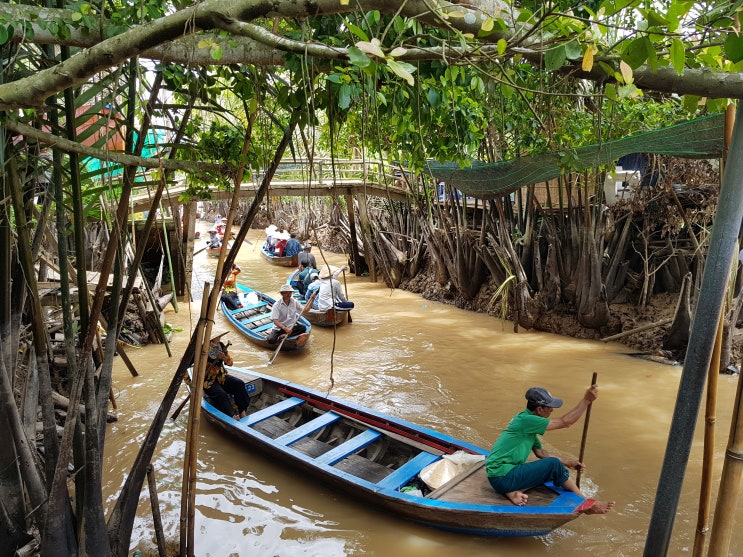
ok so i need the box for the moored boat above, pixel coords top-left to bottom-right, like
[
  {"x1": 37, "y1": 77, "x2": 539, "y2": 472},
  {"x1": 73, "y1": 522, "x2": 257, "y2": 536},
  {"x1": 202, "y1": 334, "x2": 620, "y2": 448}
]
[
  {"x1": 221, "y1": 284, "x2": 311, "y2": 350},
  {"x1": 286, "y1": 270, "x2": 349, "y2": 327},
  {"x1": 260, "y1": 245, "x2": 298, "y2": 267},
  {"x1": 198, "y1": 367, "x2": 588, "y2": 537}
]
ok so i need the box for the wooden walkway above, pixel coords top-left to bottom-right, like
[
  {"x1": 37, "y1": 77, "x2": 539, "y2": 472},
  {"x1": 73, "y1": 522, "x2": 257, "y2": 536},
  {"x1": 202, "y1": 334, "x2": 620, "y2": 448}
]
[{"x1": 129, "y1": 159, "x2": 412, "y2": 212}]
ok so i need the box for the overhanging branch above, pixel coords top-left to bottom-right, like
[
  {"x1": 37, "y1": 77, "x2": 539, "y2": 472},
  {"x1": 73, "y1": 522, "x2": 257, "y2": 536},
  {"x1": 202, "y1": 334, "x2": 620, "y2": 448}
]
[{"x1": 4, "y1": 120, "x2": 228, "y2": 174}]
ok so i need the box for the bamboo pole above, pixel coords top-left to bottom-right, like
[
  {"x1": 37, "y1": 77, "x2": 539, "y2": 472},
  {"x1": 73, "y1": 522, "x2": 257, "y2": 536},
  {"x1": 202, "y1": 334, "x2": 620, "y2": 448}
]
[
  {"x1": 692, "y1": 316, "x2": 722, "y2": 557},
  {"x1": 707, "y1": 359, "x2": 743, "y2": 556},
  {"x1": 179, "y1": 283, "x2": 210, "y2": 557}
]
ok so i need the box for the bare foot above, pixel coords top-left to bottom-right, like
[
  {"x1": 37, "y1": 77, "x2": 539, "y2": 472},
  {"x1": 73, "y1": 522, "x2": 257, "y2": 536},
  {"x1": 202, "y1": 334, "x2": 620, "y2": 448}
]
[
  {"x1": 576, "y1": 499, "x2": 615, "y2": 514},
  {"x1": 505, "y1": 490, "x2": 528, "y2": 506}
]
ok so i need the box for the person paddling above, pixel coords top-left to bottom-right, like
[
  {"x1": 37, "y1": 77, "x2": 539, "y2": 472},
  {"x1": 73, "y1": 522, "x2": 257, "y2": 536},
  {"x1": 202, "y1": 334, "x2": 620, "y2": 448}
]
[{"x1": 486, "y1": 385, "x2": 615, "y2": 515}]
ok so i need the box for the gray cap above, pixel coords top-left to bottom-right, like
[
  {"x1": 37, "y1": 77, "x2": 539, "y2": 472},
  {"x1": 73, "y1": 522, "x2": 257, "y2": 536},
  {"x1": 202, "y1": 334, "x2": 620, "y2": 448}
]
[
  {"x1": 525, "y1": 387, "x2": 563, "y2": 408},
  {"x1": 304, "y1": 242, "x2": 312, "y2": 249}
]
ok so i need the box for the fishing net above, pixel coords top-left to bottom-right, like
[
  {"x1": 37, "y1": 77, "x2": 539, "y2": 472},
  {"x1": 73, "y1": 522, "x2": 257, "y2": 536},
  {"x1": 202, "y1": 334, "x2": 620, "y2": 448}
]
[{"x1": 426, "y1": 113, "x2": 725, "y2": 198}]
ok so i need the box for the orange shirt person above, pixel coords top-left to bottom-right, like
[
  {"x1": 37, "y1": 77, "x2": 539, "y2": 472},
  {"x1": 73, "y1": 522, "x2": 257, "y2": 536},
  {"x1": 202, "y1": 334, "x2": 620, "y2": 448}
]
[{"x1": 224, "y1": 264, "x2": 241, "y2": 289}]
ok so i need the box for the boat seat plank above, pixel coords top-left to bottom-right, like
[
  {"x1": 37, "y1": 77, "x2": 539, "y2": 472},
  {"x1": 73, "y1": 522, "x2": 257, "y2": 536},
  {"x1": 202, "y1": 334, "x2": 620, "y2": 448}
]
[
  {"x1": 333, "y1": 454, "x2": 392, "y2": 484},
  {"x1": 239, "y1": 313, "x2": 272, "y2": 325},
  {"x1": 375, "y1": 451, "x2": 441, "y2": 491},
  {"x1": 252, "y1": 323, "x2": 275, "y2": 333},
  {"x1": 316, "y1": 429, "x2": 382, "y2": 466},
  {"x1": 275, "y1": 412, "x2": 341, "y2": 446},
  {"x1": 251, "y1": 415, "x2": 295, "y2": 439},
  {"x1": 289, "y1": 436, "x2": 333, "y2": 458},
  {"x1": 242, "y1": 397, "x2": 304, "y2": 426}
]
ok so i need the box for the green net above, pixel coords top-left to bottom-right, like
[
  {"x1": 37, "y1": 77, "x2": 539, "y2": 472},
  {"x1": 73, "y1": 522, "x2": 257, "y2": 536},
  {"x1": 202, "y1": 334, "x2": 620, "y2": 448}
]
[{"x1": 426, "y1": 113, "x2": 725, "y2": 198}]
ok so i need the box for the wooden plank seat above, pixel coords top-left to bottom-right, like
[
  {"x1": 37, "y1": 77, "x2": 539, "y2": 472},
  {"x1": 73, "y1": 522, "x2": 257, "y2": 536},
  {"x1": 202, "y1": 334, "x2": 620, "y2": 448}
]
[
  {"x1": 288, "y1": 436, "x2": 334, "y2": 458},
  {"x1": 275, "y1": 412, "x2": 341, "y2": 446},
  {"x1": 251, "y1": 322, "x2": 275, "y2": 333},
  {"x1": 242, "y1": 397, "x2": 304, "y2": 426},
  {"x1": 239, "y1": 313, "x2": 273, "y2": 325},
  {"x1": 251, "y1": 415, "x2": 295, "y2": 439},
  {"x1": 315, "y1": 429, "x2": 382, "y2": 466},
  {"x1": 332, "y1": 453, "x2": 392, "y2": 484},
  {"x1": 375, "y1": 451, "x2": 441, "y2": 491}
]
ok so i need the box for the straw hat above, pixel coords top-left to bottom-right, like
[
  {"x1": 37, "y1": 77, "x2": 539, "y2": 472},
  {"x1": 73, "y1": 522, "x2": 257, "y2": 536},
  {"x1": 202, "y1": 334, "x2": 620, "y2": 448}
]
[
  {"x1": 318, "y1": 265, "x2": 337, "y2": 279},
  {"x1": 279, "y1": 284, "x2": 294, "y2": 293}
]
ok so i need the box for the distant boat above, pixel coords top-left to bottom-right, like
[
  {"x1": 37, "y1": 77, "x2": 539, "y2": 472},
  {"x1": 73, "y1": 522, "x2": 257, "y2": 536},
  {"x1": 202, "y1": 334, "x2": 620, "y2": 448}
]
[
  {"x1": 286, "y1": 270, "x2": 349, "y2": 327},
  {"x1": 206, "y1": 242, "x2": 231, "y2": 258},
  {"x1": 221, "y1": 284, "x2": 311, "y2": 351},
  {"x1": 260, "y1": 245, "x2": 298, "y2": 267},
  {"x1": 198, "y1": 367, "x2": 588, "y2": 537}
]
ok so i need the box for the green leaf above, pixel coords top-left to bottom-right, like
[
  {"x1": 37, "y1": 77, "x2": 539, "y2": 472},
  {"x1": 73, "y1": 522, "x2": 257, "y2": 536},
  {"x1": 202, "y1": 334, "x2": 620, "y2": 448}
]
[
  {"x1": 725, "y1": 32, "x2": 743, "y2": 63},
  {"x1": 339, "y1": 84, "x2": 352, "y2": 109},
  {"x1": 71, "y1": 12, "x2": 83, "y2": 22},
  {"x1": 682, "y1": 94, "x2": 702, "y2": 112},
  {"x1": 387, "y1": 59, "x2": 416, "y2": 86},
  {"x1": 622, "y1": 37, "x2": 650, "y2": 69},
  {"x1": 564, "y1": 40, "x2": 582, "y2": 60},
  {"x1": 545, "y1": 45, "x2": 566, "y2": 71},
  {"x1": 670, "y1": 38, "x2": 685, "y2": 73},
  {"x1": 0, "y1": 25, "x2": 8, "y2": 46},
  {"x1": 348, "y1": 46, "x2": 371, "y2": 68},
  {"x1": 210, "y1": 45, "x2": 222, "y2": 60},
  {"x1": 497, "y1": 38, "x2": 507, "y2": 55},
  {"x1": 426, "y1": 88, "x2": 440, "y2": 107},
  {"x1": 326, "y1": 73, "x2": 343, "y2": 84},
  {"x1": 345, "y1": 22, "x2": 368, "y2": 42},
  {"x1": 376, "y1": 91, "x2": 387, "y2": 106},
  {"x1": 356, "y1": 39, "x2": 385, "y2": 59}
]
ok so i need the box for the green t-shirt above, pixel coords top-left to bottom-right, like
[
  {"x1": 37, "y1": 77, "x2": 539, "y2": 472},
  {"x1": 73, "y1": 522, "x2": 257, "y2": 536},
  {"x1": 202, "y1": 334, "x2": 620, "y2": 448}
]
[{"x1": 486, "y1": 409, "x2": 549, "y2": 478}]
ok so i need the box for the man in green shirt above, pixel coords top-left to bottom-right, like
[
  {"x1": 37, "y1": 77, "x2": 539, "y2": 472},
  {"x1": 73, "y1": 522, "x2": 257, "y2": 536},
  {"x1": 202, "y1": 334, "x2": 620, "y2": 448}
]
[{"x1": 486, "y1": 386, "x2": 614, "y2": 514}]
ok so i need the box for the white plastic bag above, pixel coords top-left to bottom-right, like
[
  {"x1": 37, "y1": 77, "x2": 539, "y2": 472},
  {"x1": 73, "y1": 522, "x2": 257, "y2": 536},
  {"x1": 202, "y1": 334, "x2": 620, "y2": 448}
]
[{"x1": 419, "y1": 451, "x2": 485, "y2": 490}]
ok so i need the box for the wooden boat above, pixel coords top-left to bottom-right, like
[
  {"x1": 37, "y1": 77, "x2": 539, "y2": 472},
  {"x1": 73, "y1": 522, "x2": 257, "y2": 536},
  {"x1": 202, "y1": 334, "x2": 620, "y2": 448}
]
[
  {"x1": 199, "y1": 367, "x2": 587, "y2": 537},
  {"x1": 206, "y1": 241, "x2": 232, "y2": 258},
  {"x1": 260, "y1": 245, "x2": 298, "y2": 267},
  {"x1": 221, "y1": 284, "x2": 311, "y2": 351},
  {"x1": 286, "y1": 270, "x2": 349, "y2": 328}
]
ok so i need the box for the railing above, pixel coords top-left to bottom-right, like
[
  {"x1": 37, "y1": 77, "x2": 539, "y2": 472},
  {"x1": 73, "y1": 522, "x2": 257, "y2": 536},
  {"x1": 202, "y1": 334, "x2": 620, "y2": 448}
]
[{"x1": 249, "y1": 158, "x2": 417, "y2": 188}]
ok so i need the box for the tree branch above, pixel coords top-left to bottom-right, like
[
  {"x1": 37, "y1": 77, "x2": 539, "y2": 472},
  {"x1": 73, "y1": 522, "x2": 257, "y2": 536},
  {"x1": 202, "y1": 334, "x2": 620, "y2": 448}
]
[{"x1": 4, "y1": 120, "x2": 227, "y2": 173}]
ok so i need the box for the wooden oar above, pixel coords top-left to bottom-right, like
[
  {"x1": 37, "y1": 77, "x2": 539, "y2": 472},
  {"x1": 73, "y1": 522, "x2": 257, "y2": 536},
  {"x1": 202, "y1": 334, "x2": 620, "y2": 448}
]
[{"x1": 576, "y1": 371, "x2": 598, "y2": 488}]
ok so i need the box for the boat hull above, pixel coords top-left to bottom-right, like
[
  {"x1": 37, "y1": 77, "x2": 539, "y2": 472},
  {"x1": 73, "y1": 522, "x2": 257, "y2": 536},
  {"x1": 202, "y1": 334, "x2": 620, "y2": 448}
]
[
  {"x1": 200, "y1": 367, "x2": 585, "y2": 537},
  {"x1": 260, "y1": 246, "x2": 298, "y2": 267},
  {"x1": 286, "y1": 270, "x2": 350, "y2": 327},
  {"x1": 221, "y1": 285, "x2": 311, "y2": 351}
]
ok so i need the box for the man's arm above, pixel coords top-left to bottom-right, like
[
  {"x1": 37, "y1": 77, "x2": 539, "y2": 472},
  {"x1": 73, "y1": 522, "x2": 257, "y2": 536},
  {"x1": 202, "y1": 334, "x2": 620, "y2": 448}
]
[
  {"x1": 533, "y1": 447, "x2": 585, "y2": 471},
  {"x1": 300, "y1": 292, "x2": 318, "y2": 316},
  {"x1": 545, "y1": 386, "x2": 598, "y2": 431}
]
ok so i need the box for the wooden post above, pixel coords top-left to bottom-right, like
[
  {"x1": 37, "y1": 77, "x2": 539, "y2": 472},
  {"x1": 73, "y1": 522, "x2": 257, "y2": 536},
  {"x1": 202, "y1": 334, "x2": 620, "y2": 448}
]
[
  {"x1": 147, "y1": 465, "x2": 168, "y2": 557},
  {"x1": 116, "y1": 341, "x2": 139, "y2": 377},
  {"x1": 356, "y1": 193, "x2": 376, "y2": 283},
  {"x1": 183, "y1": 200, "x2": 197, "y2": 301},
  {"x1": 344, "y1": 194, "x2": 361, "y2": 276},
  {"x1": 180, "y1": 283, "x2": 210, "y2": 557}
]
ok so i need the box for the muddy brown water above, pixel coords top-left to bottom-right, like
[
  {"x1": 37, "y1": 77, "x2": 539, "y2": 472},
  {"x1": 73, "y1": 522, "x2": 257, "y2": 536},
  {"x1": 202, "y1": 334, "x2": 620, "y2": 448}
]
[{"x1": 104, "y1": 228, "x2": 742, "y2": 556}]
